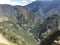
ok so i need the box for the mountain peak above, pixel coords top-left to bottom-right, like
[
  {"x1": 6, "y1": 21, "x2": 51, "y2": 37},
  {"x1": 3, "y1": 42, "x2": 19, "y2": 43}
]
[
  {"x1": 36, "y1": 0, "x2": 52, "y2": 1},
  {"x1": 36, "y1": 0, "x2": 60, "y2": 1}
]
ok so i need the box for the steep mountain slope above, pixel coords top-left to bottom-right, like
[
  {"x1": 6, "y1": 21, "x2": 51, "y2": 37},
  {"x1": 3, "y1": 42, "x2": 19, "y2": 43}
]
[
  {"x1": 39, "y1": 14, "x2": 60, "y2": 40},
  {"x1": 23, "y1": 1, "x2": 60, "y2": 42},
  {"x1": 24, "y1": 1, "x2": 60, "y2": 20},
  {"x1": 40, "y1": 31, "x2": 60, "y2": 45},
  {"x1": 0, "y1": 4, "x2": 41, "y2": 45},
  {"x1": 0, "y1": 5, "x2": 17, "y2": 16},
  {"x1": 15, "y1": 6, "x2": 41, "y2": 25},
  {"x1": 0, "y1": 16, "x2": 38, "y2": 45},
  {"x1": 0, "y1": 1, "x2": 60, "y2": 45},
  {"x1": 0, "y1": 4, "x2": 41, "y2": 26},
  {"x1": 45, "y1": 6, "x2": 60, "y2": 19}
]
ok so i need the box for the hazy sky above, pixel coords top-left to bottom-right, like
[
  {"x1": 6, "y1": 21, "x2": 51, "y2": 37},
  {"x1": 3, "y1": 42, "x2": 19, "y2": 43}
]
[
  {"x1": 0, "y1": 0, "x2": 36, "y2": 6},
  {"x1": 0, "y1": 0, "x2": 53, "y2": 6}
]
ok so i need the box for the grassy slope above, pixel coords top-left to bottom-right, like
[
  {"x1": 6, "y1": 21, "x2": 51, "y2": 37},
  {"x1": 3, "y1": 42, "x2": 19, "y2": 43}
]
[{"x1": 0, "y1": 16, "x2": 38, "y2": 45}]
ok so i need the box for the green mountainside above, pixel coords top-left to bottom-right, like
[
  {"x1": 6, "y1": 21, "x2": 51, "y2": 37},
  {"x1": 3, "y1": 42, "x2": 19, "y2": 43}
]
[
  {"x1": 0, "y1": 1, "x2": 60, "y2": 45},
  {"x1": 0, "y1": 4, "x2": 41, "y2": 45},
  {"x1": 0, "y1": 15, "x2": 38, "y2": 45}
]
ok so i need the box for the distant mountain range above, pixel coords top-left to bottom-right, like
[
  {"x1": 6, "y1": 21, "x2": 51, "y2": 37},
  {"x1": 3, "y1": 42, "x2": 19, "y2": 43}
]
[
  {"x1": 0, "y1": 1, "x2": 60, "y2": 45},
  {"x1": 24, "y1": 1, "x2": 60, "y2": 20}
]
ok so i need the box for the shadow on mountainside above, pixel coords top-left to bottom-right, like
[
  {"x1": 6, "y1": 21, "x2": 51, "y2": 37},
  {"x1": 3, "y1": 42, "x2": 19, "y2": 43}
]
[{"x1": 40, "y1": 30, "x2": 60, "y2": 45}]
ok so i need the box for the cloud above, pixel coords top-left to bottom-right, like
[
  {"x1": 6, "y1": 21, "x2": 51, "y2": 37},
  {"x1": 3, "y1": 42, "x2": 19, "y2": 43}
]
[{"x1": 0, "y1": 0, "x2": 36, "y2": 6}]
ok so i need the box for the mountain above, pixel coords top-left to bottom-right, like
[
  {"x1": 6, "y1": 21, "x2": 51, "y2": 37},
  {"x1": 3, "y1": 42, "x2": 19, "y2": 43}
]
[
  {"x1": 23, "y1": 1, "x2": 60, "y2": 42},
  {"x1": 0, "y1": 1, "x2": 60, "y2": 45},
  {"x1": 0, "y1": 4, "x2": 41, "y2": 45},
  {"x1": 15, "y1": 1, "x2": 60, "y2": 45},
  {"x1": 39, "y1": 14, "x2": 60, "y2": 40},
  {"x1": 0, "y1": 16, "x2": 38, "y2": 45},
  {"x1": 24, "y1": 1, "x2": 60, "y2": 20},
  {"x1": 0, "y1": 5, "x2": 17, "y2": 16},
  {"x1": 45, "y1": 6, "x2": 60, "y2": 19}
]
